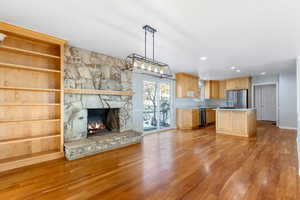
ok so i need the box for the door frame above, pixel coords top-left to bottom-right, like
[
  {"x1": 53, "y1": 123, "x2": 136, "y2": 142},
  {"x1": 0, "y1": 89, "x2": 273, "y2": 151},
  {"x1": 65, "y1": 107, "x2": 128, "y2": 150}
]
[{"x1": 251, "y1": 82, "x2": 279, "y2": 126}]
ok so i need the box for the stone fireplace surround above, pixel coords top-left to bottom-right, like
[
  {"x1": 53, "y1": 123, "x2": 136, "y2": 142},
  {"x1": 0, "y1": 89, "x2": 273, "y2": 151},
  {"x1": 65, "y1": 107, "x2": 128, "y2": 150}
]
[
  {"x1": 64, "y1": 99, "x2": 142, "y2": 160},
  {"x1": 63, "y1": 45, "x2": 142, "y2": 160}
]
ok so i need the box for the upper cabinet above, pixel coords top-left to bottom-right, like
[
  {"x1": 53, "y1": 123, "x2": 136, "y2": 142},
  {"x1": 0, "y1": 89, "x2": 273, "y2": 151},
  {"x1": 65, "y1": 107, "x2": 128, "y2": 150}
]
[
  {"x1": 204, "y1": 77, "x2": 250, "y2": 99},
  {"x1": 226, "y1": 77, "x2": 251, "y2": 90},
  {"x1": 176, "y1": 73, "x2": 200, "y2": 98},
  {"x1": 205, "y1": 80, "x2": 227, "y2": 99},
  {"x1": 219, "y1": 80, "x2": 227, "y2": 99},
  {"x1": 205, "y1": 80, "x2": 219, "y2": 99}
]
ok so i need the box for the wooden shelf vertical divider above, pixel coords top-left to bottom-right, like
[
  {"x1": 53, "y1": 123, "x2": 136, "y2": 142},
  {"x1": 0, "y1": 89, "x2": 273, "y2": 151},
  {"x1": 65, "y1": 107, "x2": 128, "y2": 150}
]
[{"x1": 0, "y1": 21, "x2": 67, "y2": 172}]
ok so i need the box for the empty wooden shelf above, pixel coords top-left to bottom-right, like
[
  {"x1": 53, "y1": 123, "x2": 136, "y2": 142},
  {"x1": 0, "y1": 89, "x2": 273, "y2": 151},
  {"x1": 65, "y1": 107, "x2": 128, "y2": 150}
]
[{"x1": 0, "y1": 21, "x2": 66, "y2": 172}]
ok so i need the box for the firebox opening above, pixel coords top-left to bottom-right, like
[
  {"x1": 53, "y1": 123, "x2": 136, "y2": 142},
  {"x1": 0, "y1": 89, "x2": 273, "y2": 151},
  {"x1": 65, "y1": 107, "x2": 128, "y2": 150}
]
[{"x1": 87, "y1": 108, "x2": 119, "y2": 136}]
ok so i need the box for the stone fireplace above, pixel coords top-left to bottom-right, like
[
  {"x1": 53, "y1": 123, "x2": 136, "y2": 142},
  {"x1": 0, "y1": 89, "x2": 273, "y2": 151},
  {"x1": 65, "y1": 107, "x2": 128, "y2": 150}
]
[{"x1": 63, "y1": 45, "x2": 142, "y2": 160}]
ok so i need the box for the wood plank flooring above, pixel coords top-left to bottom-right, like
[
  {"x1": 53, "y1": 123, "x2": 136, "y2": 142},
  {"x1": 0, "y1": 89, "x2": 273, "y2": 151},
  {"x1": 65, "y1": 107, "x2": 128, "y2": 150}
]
[{"x1": 0, "y1": 123, "x2": 298, "y2": 199}]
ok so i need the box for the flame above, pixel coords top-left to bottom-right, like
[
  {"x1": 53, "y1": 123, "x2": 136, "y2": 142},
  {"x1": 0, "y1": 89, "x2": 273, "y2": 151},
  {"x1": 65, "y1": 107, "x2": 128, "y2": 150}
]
[{"x1": 88, "y1": 121, "x2": 106, "y2": 134}]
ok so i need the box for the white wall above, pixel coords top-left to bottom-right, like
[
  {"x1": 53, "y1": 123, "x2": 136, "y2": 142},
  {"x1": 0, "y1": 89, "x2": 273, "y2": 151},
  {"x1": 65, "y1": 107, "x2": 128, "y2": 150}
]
[
  {"x1": 132, "y1": 73, "x2": 144, "y2": 133},
  {"x1": 296, "y1": 57, "x2": 300, "y2": 174},
  {"x1": 279, "y1": 69, "x2": 297, "y2": 129},
  {"x1": 252, "y1": 74, "x2": 279, "y2": 84}
]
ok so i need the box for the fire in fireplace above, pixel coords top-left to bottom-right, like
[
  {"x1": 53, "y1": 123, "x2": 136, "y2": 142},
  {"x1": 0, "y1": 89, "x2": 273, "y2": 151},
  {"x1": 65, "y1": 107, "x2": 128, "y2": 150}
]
[{"x1": 87, "y1": 108, "x2": 119, "y2": 136}]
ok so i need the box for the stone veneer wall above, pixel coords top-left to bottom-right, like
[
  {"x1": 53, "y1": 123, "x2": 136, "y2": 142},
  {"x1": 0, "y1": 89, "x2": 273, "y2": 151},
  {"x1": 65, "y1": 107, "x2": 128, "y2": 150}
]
[{"x1": 64, "y1": 45, "x2": 133, "y2": 142}]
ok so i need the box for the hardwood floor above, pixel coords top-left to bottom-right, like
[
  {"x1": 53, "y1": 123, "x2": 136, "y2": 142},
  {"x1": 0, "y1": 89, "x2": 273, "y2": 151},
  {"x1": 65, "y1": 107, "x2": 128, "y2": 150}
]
[{"x1": 0, "y1": 124, "x2": 298, "y2": 199}]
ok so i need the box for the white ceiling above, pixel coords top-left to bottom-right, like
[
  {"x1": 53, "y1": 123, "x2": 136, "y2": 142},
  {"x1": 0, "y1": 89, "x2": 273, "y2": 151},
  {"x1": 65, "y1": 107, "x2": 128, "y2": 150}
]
[{"x1": 0, "y1": 0, "x2": 299, "y2": 79}]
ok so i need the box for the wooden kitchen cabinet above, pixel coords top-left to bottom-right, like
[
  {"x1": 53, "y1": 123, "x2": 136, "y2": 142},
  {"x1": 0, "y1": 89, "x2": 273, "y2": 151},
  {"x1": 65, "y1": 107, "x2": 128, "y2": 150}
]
[
  {"x1": 205, "y1": 80, "x2": 219, "y2": 99},
  {"x1": 218, "y1": 80, "x2": 227, "y2": 99},
  {"x1": 216, "y1": 109, "x2": 256, "y2": 137},
  {"x1": 176, "y1": 73, "x2": 200, "y2": 98},
  {"x1": 176, "y1": 109, "x2": 199, "y2": 129},
  {"x1": 206, "y1": 108, "x2": 216, "y2": 124},
  {"x1": 205, "y1": 77, "x2": 249, "y2": 99},
  {"x1": 226, "y1": 77, "x2": 251, "y2": 90}
]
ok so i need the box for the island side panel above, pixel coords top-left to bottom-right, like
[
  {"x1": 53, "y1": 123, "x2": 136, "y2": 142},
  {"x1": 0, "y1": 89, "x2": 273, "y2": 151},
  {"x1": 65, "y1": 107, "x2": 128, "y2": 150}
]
[
  {"x1": 247, "y1": 110, "x2": 257, "y2": 137},
  {"x1": 216, "y1": 109, "x2": 257, "y2": 138}
]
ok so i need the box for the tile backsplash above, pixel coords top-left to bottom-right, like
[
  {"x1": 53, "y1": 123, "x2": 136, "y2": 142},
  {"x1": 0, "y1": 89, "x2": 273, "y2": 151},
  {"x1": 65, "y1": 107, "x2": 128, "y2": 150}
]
[
  {"x1": 175, "y1": 98, "x2": 203, "y2": 108},
  {"x1": 203, "y1": 99, "x2": 229, "y2": 107}
]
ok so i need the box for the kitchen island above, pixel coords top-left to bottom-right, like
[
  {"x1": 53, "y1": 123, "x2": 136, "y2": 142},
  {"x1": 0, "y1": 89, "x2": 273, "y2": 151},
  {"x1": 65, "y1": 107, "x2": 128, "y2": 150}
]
[{"x1": 215, "y1": 108, "x2": 257, "y2": 138}]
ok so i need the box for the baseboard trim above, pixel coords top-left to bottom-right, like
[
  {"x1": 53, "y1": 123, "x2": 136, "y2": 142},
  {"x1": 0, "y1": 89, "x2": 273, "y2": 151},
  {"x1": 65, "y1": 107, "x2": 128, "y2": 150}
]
[
  {"x1": 279, "y1": 126, "x2": 297, "y2": 130},
  {"x1": 143, "y1": 128, "x2": 176, "y2": 136}
]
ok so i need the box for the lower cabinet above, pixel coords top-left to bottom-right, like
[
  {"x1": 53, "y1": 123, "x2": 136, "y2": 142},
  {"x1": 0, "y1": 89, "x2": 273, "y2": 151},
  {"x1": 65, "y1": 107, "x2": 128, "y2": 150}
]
[
  {"x1": 206, "y1": 108, "x2": 216, "y2": 124},
  {"x1": 176, "y1": 109, "x2": 199, "y2": 129},
  {"x1": 216, "y1": 110, "x2": 256, "y2": 137}
]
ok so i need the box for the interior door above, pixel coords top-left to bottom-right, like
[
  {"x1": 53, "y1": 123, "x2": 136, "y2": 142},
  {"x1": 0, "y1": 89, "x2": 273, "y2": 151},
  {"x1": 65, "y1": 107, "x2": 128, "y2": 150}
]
[
  {"x1": 254, "y1": 85, "x2": 276, "y2": 121},
  {"x1": 254, "y1": 86, "x2": 262, "y2": 120},
  {"x1": 261, "y1": 85, "x2": 276, "y2": 121}
]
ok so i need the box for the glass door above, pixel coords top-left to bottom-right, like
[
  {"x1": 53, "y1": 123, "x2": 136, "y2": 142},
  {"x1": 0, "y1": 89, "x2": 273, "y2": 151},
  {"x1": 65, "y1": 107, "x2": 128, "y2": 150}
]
[
  {"x1": 143, "y1": 80, "x2": 171, "y2": 132},
  {"x1": 159, "y1": 83, "x2": 171, "y2": 129},
  {"x1": 143, "y1": 81, "x2": 157, "y2": 131}
]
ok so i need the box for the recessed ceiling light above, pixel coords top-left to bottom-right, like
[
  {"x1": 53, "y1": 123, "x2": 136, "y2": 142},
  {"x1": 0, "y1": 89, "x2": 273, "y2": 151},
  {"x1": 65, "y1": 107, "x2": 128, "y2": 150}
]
[
  {"x1": 231, "y1": 66, "x2": 236, "y2": 70},
  {"x1": 260, "y1": 72, "x2": 266, "y2": 75},
  {"x1": 200, "y1": 57, "x2": 207, "y2": 61},
  {"x1": 236, "y1": 69, "x2": 241, "y2": 72}
]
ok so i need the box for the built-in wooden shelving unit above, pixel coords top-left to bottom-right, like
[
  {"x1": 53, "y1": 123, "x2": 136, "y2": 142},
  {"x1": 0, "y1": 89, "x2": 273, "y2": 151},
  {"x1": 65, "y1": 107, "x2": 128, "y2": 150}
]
[{"x1": 0, "y1": 21, "x2": 67, "y2": 172}]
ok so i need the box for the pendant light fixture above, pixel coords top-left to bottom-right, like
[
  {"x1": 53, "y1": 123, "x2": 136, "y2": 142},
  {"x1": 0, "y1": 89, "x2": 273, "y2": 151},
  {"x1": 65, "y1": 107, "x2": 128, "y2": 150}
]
[{"x1": 126, "y1": 25, "x2": 172, "y2": 78}]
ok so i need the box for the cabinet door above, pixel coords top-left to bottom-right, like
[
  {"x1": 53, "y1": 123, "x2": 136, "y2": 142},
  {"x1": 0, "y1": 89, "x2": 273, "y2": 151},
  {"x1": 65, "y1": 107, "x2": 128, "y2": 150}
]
[
  {"x1": 205, "y1": 80, "x2": 219, "y2": 99},
  {"x1": 177, "y1": 109, "x2": 192, "y2": 129},
  {"x1": 206, "y1": 110, "x2": 210, "y2": 123},
  {"x1": 226, "y1": 77, "x2": 250, "y2": 90},
  {"x1": 238, "y1": 78, "x2": 250, "y2": 89},
  {"x1": 226, "y1": 79, "x2": 236, "y2": 90},
  {"x1": 192, "y1": 109, "x2": 199, "y2": 128},
  {"x1": 206, "y1": 109, "x2": 216, "y2": 123},
  {"x1": 191, "y1": 76, "x2": 200, "y2": 98},
  {"x1": 216, "y1": 111, "x2": 232, "y2": 131},
  {"x1": 211, "y1": 81, "x2": 219, "y2": 99},
  {"x1": 231, "y1": 111, "x2": 246, "y2": 135},
  {"x1": 176, "y1": 73, "x2": 199, "y2": 98},
  {"x1": 211, "y1": 110, "x2": 216, "y2": 122},
  {"x1": 204, "y1": 80, "x2": 211, "y2": 99},
  {"x1": 219, "y1": 80, "x2": 226, "y2": 99}
]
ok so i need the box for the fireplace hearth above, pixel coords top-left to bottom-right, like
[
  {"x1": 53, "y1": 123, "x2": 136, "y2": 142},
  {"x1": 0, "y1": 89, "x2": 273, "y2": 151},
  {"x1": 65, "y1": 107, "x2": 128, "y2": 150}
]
[{"x1": 87, "y1": 108, "x2": 119, "y2": 136}]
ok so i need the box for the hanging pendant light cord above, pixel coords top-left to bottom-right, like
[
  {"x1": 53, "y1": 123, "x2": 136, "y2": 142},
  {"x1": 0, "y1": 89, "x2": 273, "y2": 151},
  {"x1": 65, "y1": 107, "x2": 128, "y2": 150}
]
[
  {"x1": 153, "y1": 32, "x2": 155, "y2": 61},
  {"x1": 145, "y1": 29, "x2": 147, "y2": 58}
]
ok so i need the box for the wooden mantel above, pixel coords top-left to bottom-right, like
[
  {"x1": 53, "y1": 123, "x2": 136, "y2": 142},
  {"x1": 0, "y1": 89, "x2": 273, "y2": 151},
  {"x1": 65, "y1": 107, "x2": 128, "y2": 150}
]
[{"x1": 64, "y1": 88, "x2": 134, "y2": 96}]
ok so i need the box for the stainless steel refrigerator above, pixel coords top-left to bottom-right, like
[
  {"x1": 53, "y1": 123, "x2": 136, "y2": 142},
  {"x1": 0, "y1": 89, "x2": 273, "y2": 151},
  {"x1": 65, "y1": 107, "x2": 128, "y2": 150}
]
[{"x1": 226, "y1": 90, "x2": 248, "y2": 108}]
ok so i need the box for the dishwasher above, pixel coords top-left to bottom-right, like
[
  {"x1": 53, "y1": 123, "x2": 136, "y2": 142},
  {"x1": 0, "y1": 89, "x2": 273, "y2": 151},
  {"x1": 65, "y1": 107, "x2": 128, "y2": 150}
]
[{"x1": 199, "y1": 108, "x2": 206, "y2": 127}]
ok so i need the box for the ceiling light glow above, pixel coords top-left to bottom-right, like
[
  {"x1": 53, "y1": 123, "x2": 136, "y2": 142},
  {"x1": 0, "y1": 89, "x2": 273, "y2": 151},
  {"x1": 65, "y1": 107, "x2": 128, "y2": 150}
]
[{"x1": 200, "y1": 57, "x2": 207, "y2": 61}]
